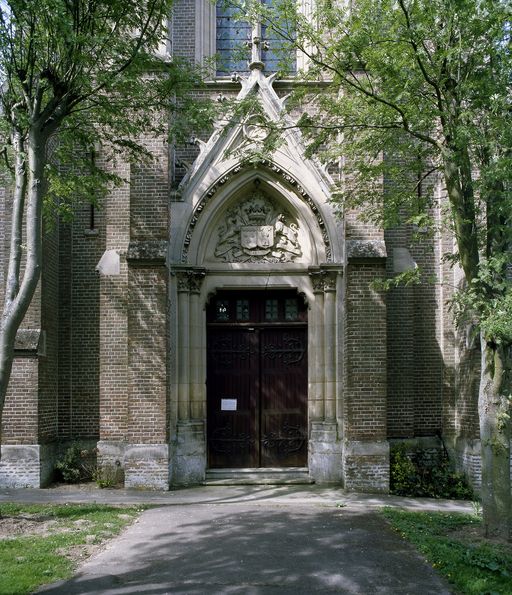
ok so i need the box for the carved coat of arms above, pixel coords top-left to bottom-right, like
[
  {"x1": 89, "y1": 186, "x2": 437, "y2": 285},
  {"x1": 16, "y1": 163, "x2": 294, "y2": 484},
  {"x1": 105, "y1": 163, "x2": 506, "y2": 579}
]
[{"x1": 215, "y1": 190, "x2": 302, "y2": 263}]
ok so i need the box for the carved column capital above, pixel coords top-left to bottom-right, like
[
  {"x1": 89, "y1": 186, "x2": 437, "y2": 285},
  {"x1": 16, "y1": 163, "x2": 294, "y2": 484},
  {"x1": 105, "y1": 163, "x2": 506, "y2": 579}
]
[
  {"x1": 309, "y1": 267, "x2": 340, "y2": 293},
  {"x1": 309, "y1": 270, "x2": 325, "y2": 294},
  {"x1": 323, "y1": 272, "x2": 338, "y2": 292},
  {"x1": 173, "y1": 268, "x2": 206, "y2": 294},
  {"x1": 175, "y1": 271, "x2": 190, "y2": 293},
  {"x1": 189, "y1": 270, "x2": 206, "y2": 294}
]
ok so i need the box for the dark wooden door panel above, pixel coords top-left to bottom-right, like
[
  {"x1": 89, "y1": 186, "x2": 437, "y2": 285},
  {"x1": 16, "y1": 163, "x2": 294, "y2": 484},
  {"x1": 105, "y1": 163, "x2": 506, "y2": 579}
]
[
  {"x1": 260, "y1": 328, "x2": 308, "y2": 467},
  {"x1": 207, "y1": 328, "x2": 258, "y2": 467}
]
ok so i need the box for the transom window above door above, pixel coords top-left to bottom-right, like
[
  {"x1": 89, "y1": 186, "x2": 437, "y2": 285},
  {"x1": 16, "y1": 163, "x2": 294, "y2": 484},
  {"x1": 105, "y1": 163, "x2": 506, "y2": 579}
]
[{"x1": 208, "y1": 290, "x2": 307, "y2": 324}]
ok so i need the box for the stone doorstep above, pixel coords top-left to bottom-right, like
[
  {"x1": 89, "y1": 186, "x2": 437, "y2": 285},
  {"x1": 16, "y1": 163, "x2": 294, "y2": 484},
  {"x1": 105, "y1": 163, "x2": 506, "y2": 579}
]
[{"x1": 205, "y1": 467, "x2": 314, "y2": 485}]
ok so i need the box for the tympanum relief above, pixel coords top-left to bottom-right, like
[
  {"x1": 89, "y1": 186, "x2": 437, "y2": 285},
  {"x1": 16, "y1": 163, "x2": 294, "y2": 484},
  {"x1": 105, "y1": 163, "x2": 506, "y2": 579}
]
[{"x1": 215, "y1": 190, "x2": 302, "y2": 263}]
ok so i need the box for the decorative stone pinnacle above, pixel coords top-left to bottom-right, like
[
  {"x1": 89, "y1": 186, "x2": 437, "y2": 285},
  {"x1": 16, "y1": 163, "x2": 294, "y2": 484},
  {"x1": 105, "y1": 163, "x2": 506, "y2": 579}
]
[{"x1": 249, "y1": 22, "x2": 266, "y2": 71}]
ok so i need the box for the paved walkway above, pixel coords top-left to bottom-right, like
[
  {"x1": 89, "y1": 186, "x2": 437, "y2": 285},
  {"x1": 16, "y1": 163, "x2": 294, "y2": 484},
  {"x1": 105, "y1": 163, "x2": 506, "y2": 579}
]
[
  {"x1": 2, "y1": 485, "x2": 469, "y2": 594},
  {"x1": 0, "y1": 483, "x2": 472, "y2": 512}
]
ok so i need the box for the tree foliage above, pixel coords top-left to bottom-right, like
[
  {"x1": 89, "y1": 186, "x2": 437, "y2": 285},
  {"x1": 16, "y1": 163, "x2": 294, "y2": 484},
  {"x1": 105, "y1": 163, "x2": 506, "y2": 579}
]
[
  {"x1": 257, "y1": 0, "x2": 511, "y2": 538},
  {"x1": 0, "y1": 0, "x2": 211, "y2": 219},
  {"x1": 0, "y1": 0, "x2": 213, "y2": 446}
]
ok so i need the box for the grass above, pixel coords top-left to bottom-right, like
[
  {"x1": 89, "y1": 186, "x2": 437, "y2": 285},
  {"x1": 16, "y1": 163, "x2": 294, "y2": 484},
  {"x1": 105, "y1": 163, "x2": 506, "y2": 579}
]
[
  {"x1": 381, "y1": 508, "x2": 512, "y2": 595},
  {"x1": 0, "y1": 503, "x2": 144, "y2": 595}
]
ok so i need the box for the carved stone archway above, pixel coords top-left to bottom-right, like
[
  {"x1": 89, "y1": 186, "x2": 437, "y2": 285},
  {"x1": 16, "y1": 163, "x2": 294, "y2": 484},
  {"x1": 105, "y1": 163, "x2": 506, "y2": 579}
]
[{"x1": 169, "y1": 170, "x2": 344, "y2": 485}]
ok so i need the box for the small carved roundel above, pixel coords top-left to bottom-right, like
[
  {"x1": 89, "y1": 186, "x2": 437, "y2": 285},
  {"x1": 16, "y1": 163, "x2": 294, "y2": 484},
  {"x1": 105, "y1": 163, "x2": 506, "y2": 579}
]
[{"x1": 243, "y1": 115, "x2": 270, "y2": 143}]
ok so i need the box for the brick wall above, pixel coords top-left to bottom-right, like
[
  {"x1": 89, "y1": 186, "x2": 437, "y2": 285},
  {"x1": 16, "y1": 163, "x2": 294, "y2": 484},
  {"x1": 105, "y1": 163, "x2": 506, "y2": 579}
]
[
  {"x1": 2, "y1": 357, "x2": 39, "y2": 444},
  {"x1": 128, "y1": 267, "x2": 168, "y2": 444},
  {"x1": 127, "y1": 127, "x2": 169, "y2": 446},
  {"x1": 0, "y1": 186, "x2": 5, "y2": 305},
  {"x1": 1, "y1": 186, "x2": 42, "y2": 447},
  {"x1": 60, "y1": 205, "x2": 103, "y2": 439},
  {"x1": 439, "y1": 221, "x2": 457, "y2": 438},
  {"x1": 172, "y1": 0, "x2": 196, "y2": 61},
  {"x1": 385, "y1": 225, "x2": 415, "y2": 437},
  {"x1": 343, "y1": 261, "x2": 387, "y2": 441},
  {"x1": 38, "y1": 225, "x2": 60, "y2": 443},
  {"x1": 130, "y1": 132, "x2": 168, "y2": 240},
  {"x1": 345, "y1": 209, "x2": 384, "y2": 241},
  {"x1": 98, "y1": 159, "x2": 130, "y2": 443},
  {"x1": 411, "y1": 228, "x2": 444, "y2": 436}
]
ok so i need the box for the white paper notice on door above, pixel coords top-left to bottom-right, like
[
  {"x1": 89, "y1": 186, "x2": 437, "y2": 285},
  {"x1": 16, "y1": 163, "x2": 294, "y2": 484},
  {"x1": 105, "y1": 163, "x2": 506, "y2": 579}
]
[{"x1": 221, "y1": 399, "x2": 237, "y2": 411}]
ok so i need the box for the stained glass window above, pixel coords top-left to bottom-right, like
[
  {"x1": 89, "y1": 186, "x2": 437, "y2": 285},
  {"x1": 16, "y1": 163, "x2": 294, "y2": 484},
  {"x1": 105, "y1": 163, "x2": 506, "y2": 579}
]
[
  {"x1": 216, "y1": 0, "x2": 296, "y2": 77},
  {"x1": 216, "y1": 4, "x2": 251, "y2": 76}
]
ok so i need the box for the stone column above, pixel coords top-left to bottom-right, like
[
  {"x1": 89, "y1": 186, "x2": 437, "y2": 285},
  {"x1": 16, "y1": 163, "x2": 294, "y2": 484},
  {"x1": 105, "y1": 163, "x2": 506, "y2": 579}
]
[
  {"x1": 172, "y1": 268, "x2": 207, "y2": 486},
  {"x1": 323, "y1": 271, "x2": 337, "y2": 421},
  {"x1": 176, "y1": 272, "x2": 190, "y2": 421},
  {"x1": 189, "y1": 270, "x2": 206, "y2": 420},
  {"x1": 308, "y1": 267, "x2": 343, "y2": 484},
  {"x1": 309, "y1": 269, "x2": 325, "y2": 420}
]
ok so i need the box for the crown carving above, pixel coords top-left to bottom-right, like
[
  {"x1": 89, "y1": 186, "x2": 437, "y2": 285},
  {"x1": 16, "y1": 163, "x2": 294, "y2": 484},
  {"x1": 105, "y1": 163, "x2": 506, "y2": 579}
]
[{"x1": 244, "y1": 192, "x2": 271, "y2": 224}]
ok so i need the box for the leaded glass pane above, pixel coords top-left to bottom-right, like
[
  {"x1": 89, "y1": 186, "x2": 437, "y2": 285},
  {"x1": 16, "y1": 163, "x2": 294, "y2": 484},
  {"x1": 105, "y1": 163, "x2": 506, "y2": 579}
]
[
  {"x1": 236, "y1": 299, "x2": 250, "y2": 321},
  {"x1": 261, "y1": 0, "x2": 297, "y2": 74},
  {"x1": 265, "y1": 299, "x2": 279, "y2": 320},
  {"x1": 285, "y1": 298, "x2": 298, "y2": 321},
  {"x1": 216, "y1": 3, "x2": 251, "y2": 76},
  {"x1": 216, "y1": 1, "x2": 296, "y2": 77}
]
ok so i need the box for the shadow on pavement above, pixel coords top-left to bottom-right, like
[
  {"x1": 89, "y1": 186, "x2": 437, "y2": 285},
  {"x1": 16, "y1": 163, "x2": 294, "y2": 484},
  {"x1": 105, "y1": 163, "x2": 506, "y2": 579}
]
[{"x1": 38, "y1": 505, "x2": 451, "y2": 594}]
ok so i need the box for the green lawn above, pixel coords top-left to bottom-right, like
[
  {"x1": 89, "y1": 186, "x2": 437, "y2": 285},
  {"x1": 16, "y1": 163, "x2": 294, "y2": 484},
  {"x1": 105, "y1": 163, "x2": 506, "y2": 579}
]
[
  {"x1": 381, "y1": 508, "x2": 512, "y2": 595},
  {"x1": 0, "y1": 503, "x2": 143, "y2": 595}
]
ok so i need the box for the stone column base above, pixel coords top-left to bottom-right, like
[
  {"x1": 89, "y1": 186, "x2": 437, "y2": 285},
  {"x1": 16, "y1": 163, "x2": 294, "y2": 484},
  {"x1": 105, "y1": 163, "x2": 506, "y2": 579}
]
[
  {"x1": 171, "y1": 420, "x2": 206, "y2": 486},
  {"x1": 0, "y1": 444, "x2": 56, "y2": 488},
  {"x1": 343, "y1": 440, "x2": 389, "y2": 493},
  {"x1": 124, "y1": 444, "x2": 169, "y2": 490},
  {"x1": 309, "y1": 421, "x2": 343, "y2": 484}
]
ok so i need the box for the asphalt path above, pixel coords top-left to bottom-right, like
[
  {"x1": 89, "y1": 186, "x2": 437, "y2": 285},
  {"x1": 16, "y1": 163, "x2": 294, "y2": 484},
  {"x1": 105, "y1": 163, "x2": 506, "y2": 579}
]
[{"x1": 32, "y1": 492, "x2": 456, "y2": 594}]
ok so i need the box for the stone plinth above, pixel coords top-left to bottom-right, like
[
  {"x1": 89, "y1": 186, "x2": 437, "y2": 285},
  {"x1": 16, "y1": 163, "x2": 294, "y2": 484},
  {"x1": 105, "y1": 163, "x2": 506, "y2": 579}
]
[
  {"x1": 171, "y1": 421, "x2": 206, "y2": 486},
  {"x1": 309, "y1": 421, "x2": 343, "y2": 484},
  {"x1": 343, "y1": 440, "x2": 389, "y2": 493}
]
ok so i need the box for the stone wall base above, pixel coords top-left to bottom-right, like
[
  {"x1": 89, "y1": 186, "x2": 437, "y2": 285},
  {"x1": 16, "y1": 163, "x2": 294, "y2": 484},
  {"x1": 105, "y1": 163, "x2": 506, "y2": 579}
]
[
  {"x1": 96, "y1": 440, "x2": 127, "y2": 485},
  {"x1": 124, "y1": 444, "x2": 169, "y2": 490},
  {"x1": 0, "y1": 444, "x2": 56, "y2": 488},
  {"x1": 171, "y1": 421, "x2": 206, "y2": 486},
  {"x1": 309, "y1": 421, "x2": 343, "y2": 484},
  {"x1": 97, "y1": 440, "x2": 127, "y2": 467},
  {"x1": 451, "y1": 438, "x2": 512, "y2": 497},
  {"x1": 448, "y1": 437, "x2": 482, "y2": 492},
  {"x1": 343, "y1": 440, "x2": 389, "y2": 493}
]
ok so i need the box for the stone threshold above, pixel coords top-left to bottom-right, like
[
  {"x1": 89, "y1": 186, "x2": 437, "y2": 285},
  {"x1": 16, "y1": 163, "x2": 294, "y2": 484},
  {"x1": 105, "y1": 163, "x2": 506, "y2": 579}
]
[{"x1": 205, "y1": 467, "x2": 313, "y2": 485}]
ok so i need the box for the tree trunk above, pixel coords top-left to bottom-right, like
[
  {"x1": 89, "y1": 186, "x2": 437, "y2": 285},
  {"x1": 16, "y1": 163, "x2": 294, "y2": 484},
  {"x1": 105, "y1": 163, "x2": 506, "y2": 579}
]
[
  {"x1": 479, "y1": 333, "x2": 512, "y2": 541},
  {"x1": 0, "y1": 129, "x2": 46, "y2": 458}
]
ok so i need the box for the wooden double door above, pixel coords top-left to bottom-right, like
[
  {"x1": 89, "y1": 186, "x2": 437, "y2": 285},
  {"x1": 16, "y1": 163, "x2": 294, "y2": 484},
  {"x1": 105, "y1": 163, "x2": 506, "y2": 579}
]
[{"x1": 207, "y1": 291, "x2": 308, "y2": 468}]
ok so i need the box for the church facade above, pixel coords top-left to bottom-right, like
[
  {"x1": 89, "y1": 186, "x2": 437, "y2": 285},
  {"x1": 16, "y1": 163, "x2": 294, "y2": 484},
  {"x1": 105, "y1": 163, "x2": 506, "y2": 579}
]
[{"x1": 0, "y1": 1, "x2": 484, "y2": 491}]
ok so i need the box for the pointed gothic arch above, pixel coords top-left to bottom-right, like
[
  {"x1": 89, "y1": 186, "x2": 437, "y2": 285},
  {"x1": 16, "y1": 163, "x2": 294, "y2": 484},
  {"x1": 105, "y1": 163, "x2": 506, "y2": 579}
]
[
  {"x1": 169, "y1": 163, "x2": 344, "y2": 485},
  {"x1": 171, "y1": 161, "x2": 343, "y2": 269}
]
